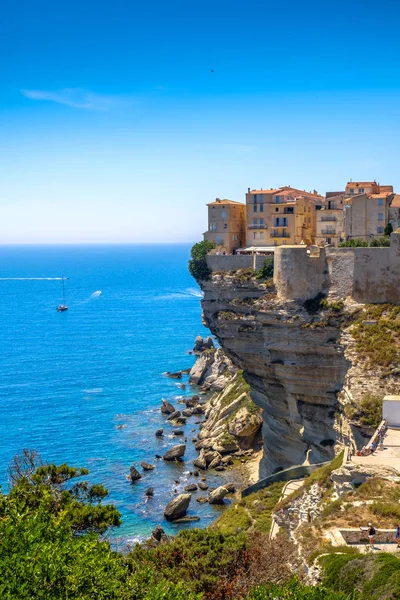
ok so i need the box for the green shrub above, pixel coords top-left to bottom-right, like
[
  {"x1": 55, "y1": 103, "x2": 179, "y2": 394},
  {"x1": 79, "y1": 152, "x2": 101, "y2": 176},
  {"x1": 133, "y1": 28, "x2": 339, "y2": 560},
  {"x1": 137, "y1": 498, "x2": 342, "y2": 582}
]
[
  {"x1": 303, "y1": 292, "x2": 326, "y2": 314},
  {"x1": 188, "y1": 240, "x2": 215, "y2": 282},
  {"x1": 130, "y1": 528, "x2": 247, "y2": 595},
  {"x1": 256, "y1": 258, "x2": 274, "y2": 280},
  {"x1": 321, "y1": 553, "x2": 400, "y2": 599},
  {"x1": 339, "y1": 238, "x2": 369, "y2": 247},
  {"x1": 247, "y1": 578, "x2": 355, "y2": 599},
  {"x1": 350, "y1": 394, "x2": 383, "y2": 428}
]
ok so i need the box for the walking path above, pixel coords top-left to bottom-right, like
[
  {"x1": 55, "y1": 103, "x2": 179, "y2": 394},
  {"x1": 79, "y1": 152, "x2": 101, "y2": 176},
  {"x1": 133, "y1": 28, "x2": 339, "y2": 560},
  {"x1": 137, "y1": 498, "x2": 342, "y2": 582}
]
[
  {"x1": 270, "y1": 479, "x2": 304, "y2": 539},
  {"x1": 351, "y1": 427, "x2": 400, "y2": 471}
]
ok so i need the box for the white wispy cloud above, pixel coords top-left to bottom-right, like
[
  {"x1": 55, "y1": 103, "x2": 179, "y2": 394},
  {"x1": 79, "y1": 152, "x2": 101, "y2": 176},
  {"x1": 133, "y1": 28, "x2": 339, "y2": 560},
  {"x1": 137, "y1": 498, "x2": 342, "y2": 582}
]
[{"x1": 21, "y1": 88, "x2": 132, "y2": 111}]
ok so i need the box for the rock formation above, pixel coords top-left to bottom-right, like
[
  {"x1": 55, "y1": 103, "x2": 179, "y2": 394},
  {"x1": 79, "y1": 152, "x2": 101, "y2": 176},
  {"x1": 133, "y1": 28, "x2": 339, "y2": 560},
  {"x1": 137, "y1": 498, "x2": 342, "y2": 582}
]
[
  {"x1": 161, "y1": 400, "x2": 175, "y2": 414},
  {"x1": 164, "y1": 493, "x2": 192, "y2": 520},
  {"x1": 199, "y1": 272, "x2": 355, "y2": 476},
  {"x1": 128, "y1": 465, "x2": 142, "y2": 482},
  {"x1": 208, "y1": 485, "x2": 229, "y2": 504},
  {"x1": 163, "y1": 444, "x2": 186, "y2": 461}
]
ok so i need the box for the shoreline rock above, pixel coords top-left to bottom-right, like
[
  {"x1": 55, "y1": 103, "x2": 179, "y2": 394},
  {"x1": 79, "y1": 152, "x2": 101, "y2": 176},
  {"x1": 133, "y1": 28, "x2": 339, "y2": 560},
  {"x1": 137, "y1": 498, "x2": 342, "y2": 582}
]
[
  {"x1": 164, "y1": 493, "x2": 191, "y2": 521},
  {"x1": 128, "y1": 465, "x2": 142, "y2": 482},
  {"x1": 163, "y1": 444, "x2": 186, "y2": 461}
]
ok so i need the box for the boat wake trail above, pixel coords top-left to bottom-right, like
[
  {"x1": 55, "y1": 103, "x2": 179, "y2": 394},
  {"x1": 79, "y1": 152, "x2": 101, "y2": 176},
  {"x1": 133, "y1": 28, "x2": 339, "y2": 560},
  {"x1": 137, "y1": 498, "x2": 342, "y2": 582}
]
[
  {"x1": 157, "y1": 288, "x2": 204, "y2": 301},
  {"x1": 75, "y1": 290, "x2": 102, "y2": 305},
  {"x1": 0, "y1": 277, "x2": 63, "y2": 281}
]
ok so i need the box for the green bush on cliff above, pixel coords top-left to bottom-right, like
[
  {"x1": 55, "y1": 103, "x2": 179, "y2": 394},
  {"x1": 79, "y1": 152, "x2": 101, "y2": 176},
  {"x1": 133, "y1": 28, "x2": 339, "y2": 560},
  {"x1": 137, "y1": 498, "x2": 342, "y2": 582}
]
[
  {"x1": 321, "y1": 553, "x2": 400, "y2": 599},
  {"x1": 256, "y1": 257, "x2": 274, "y2": 280},
  {"x1": 339, "y1": 236, "x2": 391, "y2": 248},
  {"x1": 247, "y1": 578, "x2": 354, "y2": 599},
  {"x1": 188, "y1": 240, "x2": 215, "y2": 282},
  {"x1": 0, "y1": 451, "x2": 200, "y2": 600},
  {"x1": 348, "y1": 394, "x2": 383, "y2": 428}
]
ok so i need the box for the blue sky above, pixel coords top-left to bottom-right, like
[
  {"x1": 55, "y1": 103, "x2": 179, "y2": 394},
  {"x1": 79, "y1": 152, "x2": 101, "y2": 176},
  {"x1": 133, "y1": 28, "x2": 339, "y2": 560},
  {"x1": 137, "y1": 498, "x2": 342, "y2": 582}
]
[{"x1": 1, "y1": 0, "x2": 400, "y2": 242}]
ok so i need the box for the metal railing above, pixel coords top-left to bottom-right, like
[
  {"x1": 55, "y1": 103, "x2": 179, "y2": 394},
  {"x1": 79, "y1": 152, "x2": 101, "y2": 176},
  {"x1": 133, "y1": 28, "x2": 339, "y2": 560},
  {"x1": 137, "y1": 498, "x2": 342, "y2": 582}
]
[
  {"x1": 320, "y1": 216, "x2": 337, "y2": 222},
  {"x1": 270, "y1": 232, "x2": 291, "y2": 238},
  {"x1": 321, "y1": 229, "x2": 336, "y2": 235},
  {"x1": 247, "y1": 224, "x2": 267, "y2": 229}
]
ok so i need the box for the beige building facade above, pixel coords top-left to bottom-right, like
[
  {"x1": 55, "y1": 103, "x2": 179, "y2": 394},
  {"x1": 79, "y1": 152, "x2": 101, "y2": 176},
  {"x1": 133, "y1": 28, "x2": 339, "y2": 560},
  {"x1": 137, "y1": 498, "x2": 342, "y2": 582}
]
[
  {"x1": 344, "y1": 193, "x2": 389, "y2": 240},
  {"x1": 203, "y1": 198, "x2": 245, "y2": 254},
  {"x1": 245, "y1": 186, "x2": 324, "y2": 247},
  {"x1": 389, "y1": 194, "x2": 400, "y2": 231},
  {"x1": 315, "y1": 194, "x2": 345, "y2": 246}
]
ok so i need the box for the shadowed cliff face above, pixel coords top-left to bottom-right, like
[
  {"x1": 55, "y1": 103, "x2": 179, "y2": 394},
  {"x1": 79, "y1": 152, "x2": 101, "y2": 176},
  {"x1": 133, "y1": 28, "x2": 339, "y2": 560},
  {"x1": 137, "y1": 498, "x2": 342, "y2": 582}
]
[{"x1": 200, "y1": 274, "x2": 351, "y2": 478}]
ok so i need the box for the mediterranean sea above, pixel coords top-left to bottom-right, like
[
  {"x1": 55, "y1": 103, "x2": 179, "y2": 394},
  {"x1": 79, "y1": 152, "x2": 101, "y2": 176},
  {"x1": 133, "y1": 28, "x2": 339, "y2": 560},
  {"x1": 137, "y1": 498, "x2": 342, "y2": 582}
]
[{"x1": 0, "y1": 244, "x2": 229, "y2": 548}]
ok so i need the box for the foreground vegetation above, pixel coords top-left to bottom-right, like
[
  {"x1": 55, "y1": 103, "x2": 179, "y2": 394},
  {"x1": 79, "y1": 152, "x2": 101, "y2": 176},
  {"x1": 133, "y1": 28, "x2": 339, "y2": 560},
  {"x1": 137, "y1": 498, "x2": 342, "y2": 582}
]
[{"x1": 2, "y1": 451, "x2": 400, "y2": 599}]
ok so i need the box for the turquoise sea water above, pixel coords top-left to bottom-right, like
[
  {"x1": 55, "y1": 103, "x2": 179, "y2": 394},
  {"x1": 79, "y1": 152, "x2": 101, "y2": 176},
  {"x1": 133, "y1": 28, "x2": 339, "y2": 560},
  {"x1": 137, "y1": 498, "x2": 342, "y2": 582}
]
[{"x1": 0, "y1": 244, "x2": 229, "y2": 547}]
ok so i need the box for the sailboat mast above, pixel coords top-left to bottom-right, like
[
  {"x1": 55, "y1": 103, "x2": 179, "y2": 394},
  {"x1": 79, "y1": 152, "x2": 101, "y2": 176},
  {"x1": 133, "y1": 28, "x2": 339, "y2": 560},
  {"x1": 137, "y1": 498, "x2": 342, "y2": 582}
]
[{"x1": 62, "y1": 277, "x2": 65, "y2": 305}]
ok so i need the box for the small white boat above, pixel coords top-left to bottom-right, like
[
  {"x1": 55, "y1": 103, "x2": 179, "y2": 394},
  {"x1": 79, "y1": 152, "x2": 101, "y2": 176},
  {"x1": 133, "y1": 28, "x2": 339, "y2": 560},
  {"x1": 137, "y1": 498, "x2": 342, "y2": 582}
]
[{"x1": 57, "y1": 277, "x2": 68, "y2": 312}]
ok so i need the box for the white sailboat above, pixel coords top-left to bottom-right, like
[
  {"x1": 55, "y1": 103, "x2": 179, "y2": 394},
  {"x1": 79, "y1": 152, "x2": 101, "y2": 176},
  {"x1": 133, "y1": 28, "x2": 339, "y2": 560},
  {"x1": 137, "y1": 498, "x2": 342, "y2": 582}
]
[{"x1": 57, "y1": 277, "x2": 68, "y2": 312}]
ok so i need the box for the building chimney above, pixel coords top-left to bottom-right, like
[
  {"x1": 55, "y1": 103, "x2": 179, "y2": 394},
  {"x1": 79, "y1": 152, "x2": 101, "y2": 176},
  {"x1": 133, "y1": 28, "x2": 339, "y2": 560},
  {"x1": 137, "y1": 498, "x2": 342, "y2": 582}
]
[{"x1": 248, "y1": 187, "x2": 250, "y2": 193}]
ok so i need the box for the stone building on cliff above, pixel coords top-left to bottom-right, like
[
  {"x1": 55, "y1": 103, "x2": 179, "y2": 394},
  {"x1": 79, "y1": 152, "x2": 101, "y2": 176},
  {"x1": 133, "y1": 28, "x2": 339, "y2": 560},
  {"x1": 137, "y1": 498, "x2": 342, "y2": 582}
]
[{"x1": 203, "y1": 198, "x2": 246, "y2": 254}]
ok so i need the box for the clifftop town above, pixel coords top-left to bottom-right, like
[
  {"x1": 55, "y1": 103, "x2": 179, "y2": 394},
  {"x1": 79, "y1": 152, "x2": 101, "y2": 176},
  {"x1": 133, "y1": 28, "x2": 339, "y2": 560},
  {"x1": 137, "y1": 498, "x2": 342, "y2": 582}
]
[{"x1": 203, "y1": 179, "x2": 400, "y2": 254}]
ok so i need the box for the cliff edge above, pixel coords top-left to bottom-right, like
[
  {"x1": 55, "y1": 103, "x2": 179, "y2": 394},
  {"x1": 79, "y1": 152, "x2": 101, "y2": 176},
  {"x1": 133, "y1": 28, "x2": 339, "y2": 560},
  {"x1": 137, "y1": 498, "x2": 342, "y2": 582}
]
[{"x1": 199, "y1": 268, "x2": 400, "y2": 478}]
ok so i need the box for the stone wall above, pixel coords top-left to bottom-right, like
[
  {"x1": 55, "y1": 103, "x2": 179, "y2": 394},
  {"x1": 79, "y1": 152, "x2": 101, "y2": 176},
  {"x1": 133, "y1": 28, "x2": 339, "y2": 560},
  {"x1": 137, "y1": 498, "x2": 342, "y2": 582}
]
[
  {"x1": 273, "y1": 245, "x2": 330, "y2": 302},
  {"x1": 273, "y1": 233, "x2": 400, "y2": 304},
  {"x1": 207, "y1": 254, "x2": 266, "y2": 272}
]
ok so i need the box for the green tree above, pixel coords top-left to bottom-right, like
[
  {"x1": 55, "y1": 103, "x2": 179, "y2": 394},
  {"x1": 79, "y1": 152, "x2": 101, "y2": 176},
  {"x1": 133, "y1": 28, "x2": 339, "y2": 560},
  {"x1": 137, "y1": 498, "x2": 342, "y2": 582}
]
[
  {"x1": 188, "y1": 240, "x2": 215, "y2": 282},
  {"x1": 0, "y1": 451, "x2": 201, "y2": 599},
  {"x1": 384, "y1": 222, "x2": 393, "y2": 236}
]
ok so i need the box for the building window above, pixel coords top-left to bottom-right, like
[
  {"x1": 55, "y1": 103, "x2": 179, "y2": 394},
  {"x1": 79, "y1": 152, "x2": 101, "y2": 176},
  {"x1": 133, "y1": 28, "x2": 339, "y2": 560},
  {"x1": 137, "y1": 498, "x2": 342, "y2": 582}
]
[
  {"x1": 349, "y1": 188, "x2": 354, "y2": 194},
  {"x1": 260, "y1": 204, "x2": 264, "y2": 212},
  {"x1": 378, "y1": 198, "x2": 384, "y2": 206},
  {"x1": 378, "y1": 213, "x2": 383, "y2": 221},
  {"x1": 274, "y1": 196, "x2": 281, "y2": 203},
  {"x1": 216, "y1": 236, "x2": 223, "y2": 245},
  {"x1": 359, "y1": 188, "x2": 364, "y2": 193},
  {"x1": 253, "y1": 195, "x2": 257, "y2": 203},
  {"x1": 224, "y1": 223, "x2": 227, "y2": 229},
  {"x1": 377, "y1": 227, "x2": 384, "y2": 234},
  {"x1": 259, "y1": 195, "x2": 264, "y2": 203},
  {"x1": 209, "y1": 222, "x2": 217, "y2": 231},
  {"x1": 253, "y1": 205, "x2": 257, "y2": 212},
  {"x1": 253, "y1": 218, "x2": 258, "y2": 225},
  {"x1": 233, "y1": 234, "x2": 238, "y2": 241},
  {"x1": 221, "y1": 210, "x2": 226, "y2": 218},
  {"x1": 260, "y1": 218, "x2": 264, "y2": 225},
  {"x1": 260, "y1": 232, "x2": 264, "y2": 239},
  {"x1": 253, "y1": 232, "x2": 257, "y2": 239},
  {"x1": 275, "y1": 207, "x2": 279, "y2": 212}
]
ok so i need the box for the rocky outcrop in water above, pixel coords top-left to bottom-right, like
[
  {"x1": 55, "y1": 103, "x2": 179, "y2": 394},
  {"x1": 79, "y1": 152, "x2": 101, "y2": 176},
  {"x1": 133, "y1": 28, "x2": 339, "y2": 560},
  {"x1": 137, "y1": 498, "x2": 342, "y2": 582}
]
[
  {"x1": 164, "y1": 493, "x2": 192, "y2": 520},
  {"x1": 189, "y1": 347, "x2": 236, "y2": 390},
  {"x1": 163, "y1": 444, "x2": 186, "y2": 461}
]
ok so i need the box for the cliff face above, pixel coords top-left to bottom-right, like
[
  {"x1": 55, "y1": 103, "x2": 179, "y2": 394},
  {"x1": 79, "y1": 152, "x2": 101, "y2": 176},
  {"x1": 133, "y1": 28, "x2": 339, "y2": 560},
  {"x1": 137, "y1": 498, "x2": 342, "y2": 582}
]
[{"x1": 200, "y1": 273, "x2": 353, "y2": 478}]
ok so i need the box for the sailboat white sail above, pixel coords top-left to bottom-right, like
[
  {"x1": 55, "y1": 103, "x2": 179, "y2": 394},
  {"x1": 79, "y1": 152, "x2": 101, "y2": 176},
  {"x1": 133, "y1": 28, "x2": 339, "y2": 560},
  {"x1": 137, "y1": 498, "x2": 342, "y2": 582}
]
[{"x1": 57, "y1": 277, "x2": 68, "y2": 312}]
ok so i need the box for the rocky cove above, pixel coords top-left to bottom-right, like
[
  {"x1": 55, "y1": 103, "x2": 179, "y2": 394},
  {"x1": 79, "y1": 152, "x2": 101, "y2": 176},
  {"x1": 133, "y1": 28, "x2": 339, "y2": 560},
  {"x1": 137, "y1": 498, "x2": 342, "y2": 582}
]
[{"x1": 121, "y1": 336, "x2": 264, "y2": 536}]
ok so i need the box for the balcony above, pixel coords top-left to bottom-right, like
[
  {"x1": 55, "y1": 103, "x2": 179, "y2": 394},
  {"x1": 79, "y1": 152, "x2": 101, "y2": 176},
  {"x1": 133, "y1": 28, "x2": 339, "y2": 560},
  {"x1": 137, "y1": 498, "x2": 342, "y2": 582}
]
[
  {"x1": 247, "y1": 224, "x2": 267, "y2": 229},
  {"x1": 320, "y1": 216, "x2": 337, "y2": 222},
  {"x1": 270, "y1": 231, "x2": 291, "y2": 238},
  {"x1": 321, "y1": 229, "x2": 336, "y2": 235}
]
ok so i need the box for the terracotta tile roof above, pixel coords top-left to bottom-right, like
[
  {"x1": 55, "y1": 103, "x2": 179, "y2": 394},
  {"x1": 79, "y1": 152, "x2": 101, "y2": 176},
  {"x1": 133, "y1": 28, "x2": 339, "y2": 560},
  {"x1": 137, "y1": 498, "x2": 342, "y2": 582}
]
[
  {"x1": 346, "y1": 181, "x2": 376, "y2": 187},
  {"x1": 369, "y1": 194, "x2": 389, "y2": 199},
  {"x1": 390, "y1": 194, "x2": 400, "y2": 208},
  {"x1": 249, "y1": 189, "x2": 283, "y2": 195},
  {"x1": 207, "y1": 199, "x2": 245, "y2": 206}
]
